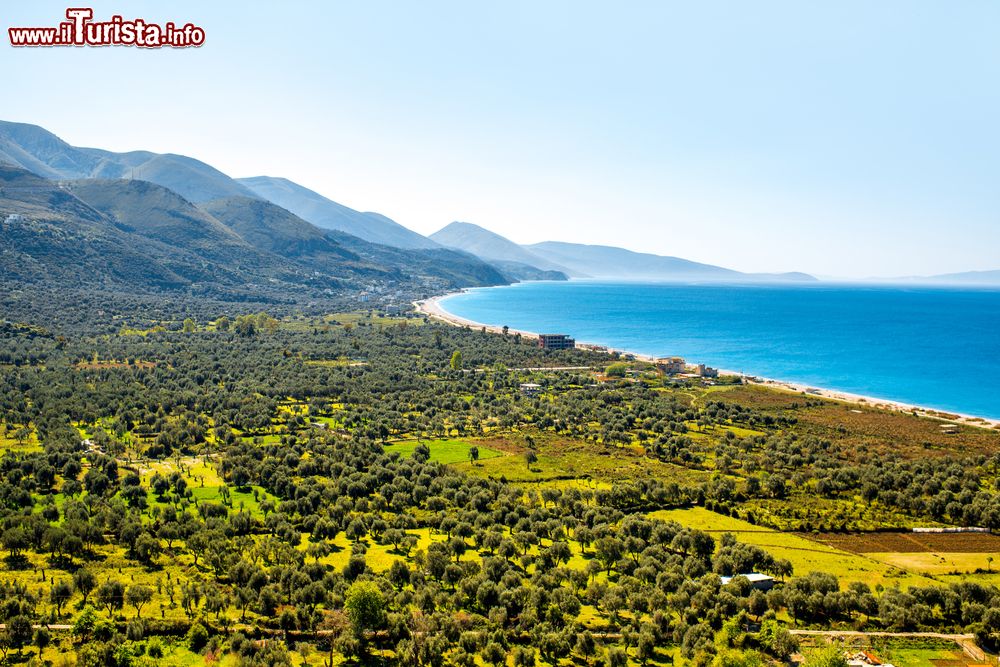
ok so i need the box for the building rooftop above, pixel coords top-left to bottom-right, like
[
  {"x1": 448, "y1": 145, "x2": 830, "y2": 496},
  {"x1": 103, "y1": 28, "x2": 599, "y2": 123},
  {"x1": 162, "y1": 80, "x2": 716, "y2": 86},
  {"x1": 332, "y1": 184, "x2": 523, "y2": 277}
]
[{"x1": 719, "y1": 573, "x2": 774, "y2": 585}]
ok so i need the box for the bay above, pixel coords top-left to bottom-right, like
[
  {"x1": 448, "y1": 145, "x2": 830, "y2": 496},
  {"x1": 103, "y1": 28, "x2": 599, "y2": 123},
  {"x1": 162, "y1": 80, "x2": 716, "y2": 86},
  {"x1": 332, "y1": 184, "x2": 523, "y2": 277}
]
[{"x1": 439, "y1": 281, "x2": 1000, "y2": 420}]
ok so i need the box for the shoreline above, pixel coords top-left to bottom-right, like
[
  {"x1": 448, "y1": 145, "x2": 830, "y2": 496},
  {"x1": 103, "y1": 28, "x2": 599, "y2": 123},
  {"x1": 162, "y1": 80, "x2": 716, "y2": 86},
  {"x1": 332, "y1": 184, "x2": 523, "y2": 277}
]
[{"x1": 414, "y1": 291, "x2": 1000, "y2": 431}]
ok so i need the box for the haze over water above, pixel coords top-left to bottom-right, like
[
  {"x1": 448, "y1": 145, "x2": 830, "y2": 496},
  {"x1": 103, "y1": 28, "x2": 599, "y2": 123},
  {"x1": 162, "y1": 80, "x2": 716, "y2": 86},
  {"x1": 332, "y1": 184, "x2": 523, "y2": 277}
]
[{"x1": 440, "y1": 281, "x2": 1000, "y2": 420}]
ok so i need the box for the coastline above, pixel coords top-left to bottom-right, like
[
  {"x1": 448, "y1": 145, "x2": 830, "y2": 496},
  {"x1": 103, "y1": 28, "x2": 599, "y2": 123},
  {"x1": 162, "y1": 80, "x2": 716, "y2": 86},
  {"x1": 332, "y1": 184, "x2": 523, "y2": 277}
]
[{"x1": 414, "y1": 291, "x2": 1000, "y2": 431}]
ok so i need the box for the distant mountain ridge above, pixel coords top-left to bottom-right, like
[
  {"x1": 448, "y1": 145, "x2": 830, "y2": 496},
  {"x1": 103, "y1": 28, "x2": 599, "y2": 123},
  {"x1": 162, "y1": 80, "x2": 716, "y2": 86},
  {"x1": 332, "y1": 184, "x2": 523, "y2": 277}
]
[
  {"x1": 431, "y1": 222, "x2": 572, "y2": 275},
  {"x1": 529, "y1": 241, "x2": 816, "y2": 282},
  {"x1": 527, "y1": 241, "x2": 738, "y2": 281},
  {"x1": 898, "y1": 270, "x2": 1000, "y2": 286},
  {"x1": 925, "y1": 269, "x2": 1000, "y2": 285},
  {"x1": 237, "y1": 176, "x2": 438, "y2": 250},
  {"x1": 431, "y1": 221, "x2": 816, "y2": 283}
]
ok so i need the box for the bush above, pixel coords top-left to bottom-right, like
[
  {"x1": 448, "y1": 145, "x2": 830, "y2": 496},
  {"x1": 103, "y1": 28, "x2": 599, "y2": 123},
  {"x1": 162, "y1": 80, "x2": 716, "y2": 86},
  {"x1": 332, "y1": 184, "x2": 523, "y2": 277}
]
[
  {"x1": 93, "y1": 619, "x2": 115, "y2": 642},
  {"x1": 72, "y1": 606, "x2": 98, "y2": 641},
  {"x1": 147, "y1": 637, "x2": 164, "y2": 659},
  {"x1": 187, "y1": 622, "x2": 210, "y2": 651},
  {"x1": 126, "y1": 619, "x2": 145, "y2": 641},
  {"x1": 606, "y1": 363, "x2": 628, "y2": 378},
  {"x1": 714, "y1": 649, "x2": 767, "y2": 667},
  {"x1": 113, "y1": 641, "x2": 141, "y2": 667},
  {"x1": 802, "y1": 646, "x2": 848, "y2": 667}
]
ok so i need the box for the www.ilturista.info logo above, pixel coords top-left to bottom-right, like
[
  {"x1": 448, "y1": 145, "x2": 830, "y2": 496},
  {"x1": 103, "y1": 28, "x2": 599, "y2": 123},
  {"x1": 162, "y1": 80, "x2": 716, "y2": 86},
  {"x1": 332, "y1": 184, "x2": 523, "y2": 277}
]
[{"x1": 8, "y1": 8, "x2": 205, "y2": 48}]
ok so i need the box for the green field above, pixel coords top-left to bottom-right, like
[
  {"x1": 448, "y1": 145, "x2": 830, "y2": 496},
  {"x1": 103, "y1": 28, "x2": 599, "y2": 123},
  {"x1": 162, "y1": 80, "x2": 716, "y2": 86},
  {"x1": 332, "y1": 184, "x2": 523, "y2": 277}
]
[
  {"x1": 457, "y1": 433, "x2": 715, "y2": 488},
  {"x1": 650, "y1": 507, "x2": 938, "y2": 588},
  {"x1": 0, "y1": 423, "x2": 41, "y2": 453},
  {"x1": 383, "y1": 438, "x2": 505, "y2": 464},
  {"x1": 868, "y1": 551, "x2": 999, "y2": 576}
]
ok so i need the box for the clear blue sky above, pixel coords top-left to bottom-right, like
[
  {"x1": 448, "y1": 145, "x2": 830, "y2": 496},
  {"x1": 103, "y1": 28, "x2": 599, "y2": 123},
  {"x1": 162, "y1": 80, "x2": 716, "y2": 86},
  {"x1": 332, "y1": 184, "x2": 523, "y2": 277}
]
[{"x1": 4, "y1": 1, "x2": 999, "y2": 278}]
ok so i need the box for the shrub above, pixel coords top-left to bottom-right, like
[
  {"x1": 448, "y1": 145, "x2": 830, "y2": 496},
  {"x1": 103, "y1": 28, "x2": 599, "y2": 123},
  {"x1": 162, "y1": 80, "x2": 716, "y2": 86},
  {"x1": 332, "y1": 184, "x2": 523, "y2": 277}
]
[
  {"x1": 187, "y1": 621, "x2": 210, "y2": 651},
  {"x1": 606, "y1": 363, "x2": 628, "y2": 378},
  {"x1": 126, "y1": 619, "x2": 145, "y2": 641},
  {"x1": 147, "y1": 637, "x2": 164, "y2": 659}
]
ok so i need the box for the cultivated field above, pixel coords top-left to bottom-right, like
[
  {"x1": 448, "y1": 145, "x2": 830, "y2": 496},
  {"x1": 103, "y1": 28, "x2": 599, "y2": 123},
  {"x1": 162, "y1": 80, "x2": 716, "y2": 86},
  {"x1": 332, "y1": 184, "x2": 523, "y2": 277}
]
[
  {"x1": 649, "y1": 507, "x2": 938, "y2": 588},
  {"x1": 811, "y1": 531, "x2": 1000, "y2": 554},
  {"x1": 383, "y1": 437, "x2": 505, "y2": 464},
  {"x1": 808, "y1": 531, "x2": 1000, "y2": 578}
]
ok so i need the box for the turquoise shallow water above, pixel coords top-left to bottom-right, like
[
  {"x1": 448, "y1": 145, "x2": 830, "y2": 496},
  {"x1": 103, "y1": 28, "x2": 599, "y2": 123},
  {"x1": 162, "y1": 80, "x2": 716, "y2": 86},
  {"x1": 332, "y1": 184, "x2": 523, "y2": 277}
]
[{"x1": 439, "y1": 281, "x2": 1000, "y2": 419}]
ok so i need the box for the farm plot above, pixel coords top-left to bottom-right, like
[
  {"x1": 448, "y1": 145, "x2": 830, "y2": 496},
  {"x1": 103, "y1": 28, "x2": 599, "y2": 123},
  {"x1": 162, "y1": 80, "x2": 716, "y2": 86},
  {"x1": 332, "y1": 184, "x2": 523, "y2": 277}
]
[
  {"x1": 383, "y1": 438, "x2": 506, "y2": 465},
  {"x1": 811, "y1": 532, "x2": 1000, "y2": 554},
  {"x1": 807, "y1": 532, "x2": 1000, "y2": 579},
  {"x1": 810, "y1": 531, "x2": 1000, "y2": 553},
  {"x1": 651, "y1": 507, "x2": 937, "y2": 588}
]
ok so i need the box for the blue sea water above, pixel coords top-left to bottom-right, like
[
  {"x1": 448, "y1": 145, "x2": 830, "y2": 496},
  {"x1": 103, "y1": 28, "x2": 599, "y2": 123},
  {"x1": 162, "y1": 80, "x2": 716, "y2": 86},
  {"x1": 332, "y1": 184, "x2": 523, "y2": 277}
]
[{"x1": 439, "y1": 281, "x2": 1000, "y2": 420}]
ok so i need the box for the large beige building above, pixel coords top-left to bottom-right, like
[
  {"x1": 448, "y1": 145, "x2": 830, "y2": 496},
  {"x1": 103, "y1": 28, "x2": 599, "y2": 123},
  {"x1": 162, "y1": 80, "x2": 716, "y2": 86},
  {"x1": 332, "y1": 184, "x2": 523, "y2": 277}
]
[{"x1": 656, "y1": 357, "x2": 686, "y2": 374}]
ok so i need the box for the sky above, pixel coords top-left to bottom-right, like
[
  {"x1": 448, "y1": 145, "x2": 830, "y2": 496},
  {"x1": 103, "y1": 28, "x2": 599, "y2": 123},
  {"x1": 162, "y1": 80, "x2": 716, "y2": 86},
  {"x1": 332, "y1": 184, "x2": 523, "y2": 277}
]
[{"x1": 4, "y1": 1, "x2": 999, "y2": 278}]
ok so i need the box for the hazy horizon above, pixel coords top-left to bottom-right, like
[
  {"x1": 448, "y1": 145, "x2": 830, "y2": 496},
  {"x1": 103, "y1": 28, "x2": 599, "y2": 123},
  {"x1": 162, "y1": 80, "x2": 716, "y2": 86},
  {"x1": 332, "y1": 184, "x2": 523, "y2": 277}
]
[{"x1": 5, "y1": 1, "x2": 999, "y2": 279}]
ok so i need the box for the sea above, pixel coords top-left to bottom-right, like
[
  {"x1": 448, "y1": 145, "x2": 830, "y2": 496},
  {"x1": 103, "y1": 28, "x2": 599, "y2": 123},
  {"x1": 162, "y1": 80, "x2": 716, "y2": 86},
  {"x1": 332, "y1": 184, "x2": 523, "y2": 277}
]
[{"x1": 438, "y1": 281, "x2": 1000, "y2": 420}]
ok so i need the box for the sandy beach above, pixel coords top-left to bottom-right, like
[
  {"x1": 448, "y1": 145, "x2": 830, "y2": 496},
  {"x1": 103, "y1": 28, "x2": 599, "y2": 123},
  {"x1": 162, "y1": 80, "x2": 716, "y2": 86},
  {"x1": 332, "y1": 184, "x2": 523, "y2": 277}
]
[
  {"x1": 415, "y1": 291, "x2": 540, "y2": 340},
  {"x1": 416, "y1": 291, "x2": 661, "y2": 362},
  {"x1": 414, "y1": 293, "x2": 1000, "y2": 431}
]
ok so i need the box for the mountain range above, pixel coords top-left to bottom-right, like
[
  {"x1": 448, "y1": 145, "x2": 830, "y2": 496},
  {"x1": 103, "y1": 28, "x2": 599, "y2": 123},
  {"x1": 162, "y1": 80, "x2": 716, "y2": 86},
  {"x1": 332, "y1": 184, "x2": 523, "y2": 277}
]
[
  {"x1": 0, "y1": 120, "x2": 441, "y2": 251},
  {"x1": 0, "y1": 161, "x2": 504, "y2": 301},
  {"x1": 429, "y1": 222, "x2": 572, "y2": 281},
  {"x1": 431, "y1": 221, "x2": 816, "y2": 282},
  {"x1": 236, "y1": 176, "x2": 436, "y2": 250},
  {"x1": 6, "y1": 119, "x2": 993, "y2": 295},
  {"x1": 890, "y1": 270, "x2": 1000, "y2": 286},
  {"x1": 0, "y1": 121, "x2": 826, "y2": 290},
  {"x1": 0, "y1": 121, "x2": 257, "y2": 202}
]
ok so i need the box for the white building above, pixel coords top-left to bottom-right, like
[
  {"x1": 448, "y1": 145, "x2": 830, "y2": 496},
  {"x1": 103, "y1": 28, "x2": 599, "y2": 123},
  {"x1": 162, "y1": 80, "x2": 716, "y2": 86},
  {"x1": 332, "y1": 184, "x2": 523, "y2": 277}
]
[{"x1": 719, "y1": 573, "x2": 775, "y2": 591}]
